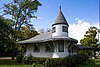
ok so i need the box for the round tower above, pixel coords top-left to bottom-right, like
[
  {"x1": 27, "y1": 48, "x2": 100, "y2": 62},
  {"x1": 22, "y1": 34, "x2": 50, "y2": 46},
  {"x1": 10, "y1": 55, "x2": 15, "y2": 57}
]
[{"x1": 52, "y1": 6, "x2": 69, "y2": 37}]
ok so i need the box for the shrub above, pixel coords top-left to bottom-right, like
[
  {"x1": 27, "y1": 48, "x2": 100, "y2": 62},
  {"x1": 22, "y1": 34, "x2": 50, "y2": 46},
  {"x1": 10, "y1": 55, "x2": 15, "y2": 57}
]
[
  {"x1": 16, "y1": 54, "x2": 23, "y2": 63},
  {"x1": 44, "y1": 54, "x2": 89, "y2": 67},
  {"x1": 32, "y1": 63, "x2": 44, "y2": 67},
  {"x1": 64, "y1": 54, "x2": 89, "y2": 67},
  {"x1": 44, "y1": 58, "x2": 67, "y2": 67},
  {"x1": 33, "y1": 57, "x2": 46, "y2": 64},
  {"x1": 22, "y1": 54, "x2": 89, "y2": 67},
  {"x1": 22, "y1": 54, "x2": 33, "y2": 64}
]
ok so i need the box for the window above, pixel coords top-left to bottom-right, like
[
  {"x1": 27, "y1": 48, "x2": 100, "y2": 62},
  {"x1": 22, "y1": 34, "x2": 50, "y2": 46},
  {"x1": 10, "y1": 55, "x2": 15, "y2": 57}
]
[
  {"x1": 58, "y1": 41, "x2": 64, "y2": 52},
  {"x1": 45, "y1": 42, "x2": 54, "y2": 52},
  {"x1": 52, "y1": 27, "x2": 56, "y2": 33},
  {"x1": 34, "y1": 44, "x2": 40, "y2": 52},
  {"x1": 62, "y1": 26, "x2": 68, "y2": 33},
  {"x1": 45, "y1": 45, "x2": 51, "y2": 52}
]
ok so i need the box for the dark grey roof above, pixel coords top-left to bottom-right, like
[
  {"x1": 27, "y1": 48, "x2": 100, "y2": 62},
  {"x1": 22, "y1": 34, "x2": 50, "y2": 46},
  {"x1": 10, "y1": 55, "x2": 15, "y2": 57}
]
[
  {"x1": 16, "y1": 32, "x2": 78, "y2": 44},
  {"x1": 52, "y1": 7, "x2": 69, "y2": 26},
  {"x1": 74, "y1": 44, "x2": 93, "y2": 49}
]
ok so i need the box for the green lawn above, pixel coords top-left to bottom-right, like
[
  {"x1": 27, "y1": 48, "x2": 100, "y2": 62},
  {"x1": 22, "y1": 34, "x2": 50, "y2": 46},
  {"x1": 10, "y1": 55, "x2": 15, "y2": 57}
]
[
  {"x1": 0, "y1": 59, "x2": 33, "y2": 67},
  {"x1": 0, "y1": 59, "x2": 100, "y2": 67},
  {"x1": 81, "y1": 59, "x2": 100, "y2": 67}
]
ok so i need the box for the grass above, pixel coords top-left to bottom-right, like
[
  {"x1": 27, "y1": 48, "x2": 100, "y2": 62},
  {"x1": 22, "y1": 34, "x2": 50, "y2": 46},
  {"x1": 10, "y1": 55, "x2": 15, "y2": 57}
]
[
  {"x1": 80, "y1": 59, "x2": 100, "y2": 67},
  {"x1": 0, "y1": 59, "x2": 100, "y2": 67},
  {"x1": 0, "y1": 59, "x2": 33, "y2": 67}
]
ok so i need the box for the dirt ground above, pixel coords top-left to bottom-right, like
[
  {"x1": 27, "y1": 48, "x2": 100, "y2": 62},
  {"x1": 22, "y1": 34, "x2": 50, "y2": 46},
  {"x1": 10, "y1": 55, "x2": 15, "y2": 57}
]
[{"x1": 0, "y1": 57, "x2": 16, "y2": 60}]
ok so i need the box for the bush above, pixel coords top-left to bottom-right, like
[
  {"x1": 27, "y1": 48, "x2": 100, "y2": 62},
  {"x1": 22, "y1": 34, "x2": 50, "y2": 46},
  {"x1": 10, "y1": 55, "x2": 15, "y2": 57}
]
[
  {"x1": 16, "y1": 54, "x2": 23, "y2": 63},
  {"x1": 21, "y1": 54, "x2": 89, "y2": 67},
  {"x1": 44, "y1": 54, "x2": 89, "y2": 67},
  {"x1": 33, "y1": 57, "x2": 46, "y2": 64},
  {"x1": 22, "y1": 54, "x2": 33, "y2": 64},
  {"x1": 32, "y1": 63, "x2": 44, "y2": 67},
  {"x1": 65, "y1": 54, "x2": 89, "y2": 67}
]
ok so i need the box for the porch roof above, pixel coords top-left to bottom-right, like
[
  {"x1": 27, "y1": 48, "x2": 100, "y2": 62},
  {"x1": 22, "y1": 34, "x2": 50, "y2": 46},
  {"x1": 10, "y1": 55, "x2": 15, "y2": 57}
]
[
  {"x1": 74, "y1": 44, "x2": 93, "y2": 50},
  {"x1": 16, "y1": 32, "x2": 78, "y2": 44}
]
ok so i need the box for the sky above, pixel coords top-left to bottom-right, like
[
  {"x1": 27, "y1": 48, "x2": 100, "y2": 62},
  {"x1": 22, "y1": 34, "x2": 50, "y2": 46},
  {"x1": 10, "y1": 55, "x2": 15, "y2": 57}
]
[{"x1": 0, "y1": 0, "x2": 99, "y2": 43}]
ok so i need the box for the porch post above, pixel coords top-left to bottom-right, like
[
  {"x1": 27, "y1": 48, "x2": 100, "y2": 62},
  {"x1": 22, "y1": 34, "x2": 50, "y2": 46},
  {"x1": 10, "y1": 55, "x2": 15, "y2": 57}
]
[
  {"x1": 46, "y1": 41, "x2": 52, "y2": 49},
  {"x1": 52, "y1": 41, "x2": 57, "y2": 52}
]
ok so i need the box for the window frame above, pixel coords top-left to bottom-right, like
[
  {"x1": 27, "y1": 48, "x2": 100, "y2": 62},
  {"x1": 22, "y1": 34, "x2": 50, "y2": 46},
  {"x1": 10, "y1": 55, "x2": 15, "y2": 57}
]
[{"x1": 62, "y1": 26, "x2": 68, "y2": 33}]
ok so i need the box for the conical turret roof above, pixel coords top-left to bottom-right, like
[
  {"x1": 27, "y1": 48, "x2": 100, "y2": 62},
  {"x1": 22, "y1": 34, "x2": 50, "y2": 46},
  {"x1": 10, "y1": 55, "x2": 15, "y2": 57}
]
[{"x1": 52, "y1": 6, "x2": 69, "y2": 26}]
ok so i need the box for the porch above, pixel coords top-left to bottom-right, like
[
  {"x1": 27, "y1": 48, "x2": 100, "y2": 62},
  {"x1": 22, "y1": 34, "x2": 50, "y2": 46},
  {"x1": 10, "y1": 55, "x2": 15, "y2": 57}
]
[{"x1": 25, "y1": 40, "x2": 72, "y2": 58}]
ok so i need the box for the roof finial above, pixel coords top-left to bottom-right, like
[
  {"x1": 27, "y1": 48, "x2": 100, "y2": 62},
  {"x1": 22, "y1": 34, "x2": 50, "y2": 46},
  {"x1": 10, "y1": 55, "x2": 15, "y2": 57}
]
[{"x1": 59, "y1": 6, "x2": 61, "y2": 10}]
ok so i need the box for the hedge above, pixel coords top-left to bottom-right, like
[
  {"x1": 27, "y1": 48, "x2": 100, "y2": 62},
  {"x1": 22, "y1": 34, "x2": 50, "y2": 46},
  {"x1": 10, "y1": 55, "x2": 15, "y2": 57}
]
[{"x1": 16, "y1": 54, "x2": 89, "y2": 67}]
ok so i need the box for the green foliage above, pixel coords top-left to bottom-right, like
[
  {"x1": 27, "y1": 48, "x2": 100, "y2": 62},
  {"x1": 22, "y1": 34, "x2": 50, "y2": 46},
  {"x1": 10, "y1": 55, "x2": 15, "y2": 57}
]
[
  {"x1": 0, "y1": 59, "x2": 35, "y2": 67},
  {"x1": 17, "y1": 26, "x2": 39, "y2": 41},
  {"x1": 32, "y1": 63, "x2": 44, "y2": 67},
  {"x1": 80, "y1": 59, "x2": 100, "y2": 67},
  {"x1": 0, "y1": 59, "x2": 19, "y2": 65},
  {"x1": 45, "y1": 58, "x2": 66, "y2": 67},
  {"x1": 0, "y1": 16, "x2": 14, "y2": 56},
  {"x1": 15, "y1": 26, "x2": 39, "y2": 55},
  {"x1": 22, "y1": 54, "x2": 89, "y2": 67},
  {"x1": 80, "y1": 27, "x2": 98, "y2": 47},
  {"x1": 1, "y1": 0, "x2": 41, "y2": 58},
  {"x1": 80, "y1": 27, "x2": 98, "y2": 58},
  {"x1": 32, "y1": 57, "x2": 46, "y2": 65},
  {"x1": 16, "y1": 54, "x2": 23, "y2": 63},
  {"x1": 4, "y1": 0, "x2": 42, "y2": 30},
  {"x1": 1, "y1": 59, "x2": 100, "y2": 67},
  {"x1": 22, "y1": 54, "x2": 33, "y2": 65}
]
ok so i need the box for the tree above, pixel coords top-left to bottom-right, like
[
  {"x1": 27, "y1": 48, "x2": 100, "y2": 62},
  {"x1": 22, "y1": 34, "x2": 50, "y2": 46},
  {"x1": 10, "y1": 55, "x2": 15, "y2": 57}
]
[
  {"x1": 2, "y1": 0, "x2": 41, "y2": 59},
  {"x1": 4, "y1": 0, "x2": 41, "y2": 30},
  {"x1": 15, "y1": 26, "x2": 39, "y2": 55},
  {"x1": 80, "y1": 27, "x2": 98, "y2": 47},
  {"x1": 0, "y1": 16, "x2": 13, "y2": 56},
  {"x1": 18, "y1": 26, "x2": 39, "y2": 41},
  {"x1": 80, "y1": 27, "x2": 98, "y2": 57}
]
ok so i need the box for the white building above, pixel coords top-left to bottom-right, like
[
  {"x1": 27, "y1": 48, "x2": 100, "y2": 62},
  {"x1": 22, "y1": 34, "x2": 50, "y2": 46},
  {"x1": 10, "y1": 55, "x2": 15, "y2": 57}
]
[{"x1": 17, "y1": 7, "x2": 78, "y2": 58}]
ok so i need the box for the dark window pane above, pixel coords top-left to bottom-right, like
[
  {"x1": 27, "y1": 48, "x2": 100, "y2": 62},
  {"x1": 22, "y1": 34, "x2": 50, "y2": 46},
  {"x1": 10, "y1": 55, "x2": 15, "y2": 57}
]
[
  {"x1": 62, "y1": 26, "x2": 68, "y2": 33},
  {"x1": 52, "y1": 27, "x2": 56, "y2": 33},
  {"x1": 45, "y1": 44, "x2": 50, "y2": 52},
  {"x1": 58, "y1": 41, "x2": 64, "y2": 52},
  {"x1": 34, "y1": 44, "x2": 40, "y2": 52},
  {"x1": 49, "y1": 42, "x2": 54, "y2": 52},
  {"x1": 45, "y1": 42, "x2": 54, "y2": 52}
]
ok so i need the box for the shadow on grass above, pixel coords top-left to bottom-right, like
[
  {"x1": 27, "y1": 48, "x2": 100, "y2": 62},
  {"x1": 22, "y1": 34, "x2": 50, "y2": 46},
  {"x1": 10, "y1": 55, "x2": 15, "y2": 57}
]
[
  {"x1": 80, "y1": 59, "x2": 100, "y2": 67},
  {"x1": 0, "y1": 59, "x2": 20, "y2": 65},
  {"x1": 95, "y1": 60, "x2": 100, "y2": 67}
]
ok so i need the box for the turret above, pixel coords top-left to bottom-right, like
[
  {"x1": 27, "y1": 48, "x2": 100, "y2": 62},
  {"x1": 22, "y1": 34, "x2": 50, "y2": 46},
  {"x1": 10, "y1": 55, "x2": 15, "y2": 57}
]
[{"x1": 52, "y1": 6, "x2": 69, "y2": 37}]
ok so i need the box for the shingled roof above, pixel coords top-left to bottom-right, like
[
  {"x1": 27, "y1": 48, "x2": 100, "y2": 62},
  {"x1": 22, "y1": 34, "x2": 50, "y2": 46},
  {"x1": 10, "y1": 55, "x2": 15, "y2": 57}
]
[
  {"x1": 16, "y1": 6, "x2": 77, "y2": 44},
  {"x1": 74, "y1": 44, "x2": 93, "y2": 50},
  {"x1": 16, "y1": 31, "x2": 78, "y2": 44},
  {"x1": 52, "y1": 6, "x2": 69, "y2": 26}
]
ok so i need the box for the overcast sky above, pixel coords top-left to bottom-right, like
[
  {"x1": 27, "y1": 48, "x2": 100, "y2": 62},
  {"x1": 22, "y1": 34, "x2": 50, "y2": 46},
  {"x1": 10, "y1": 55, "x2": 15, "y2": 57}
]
[{"x1": 0, "y1": 0, "x2": 99, "y2": 43}]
